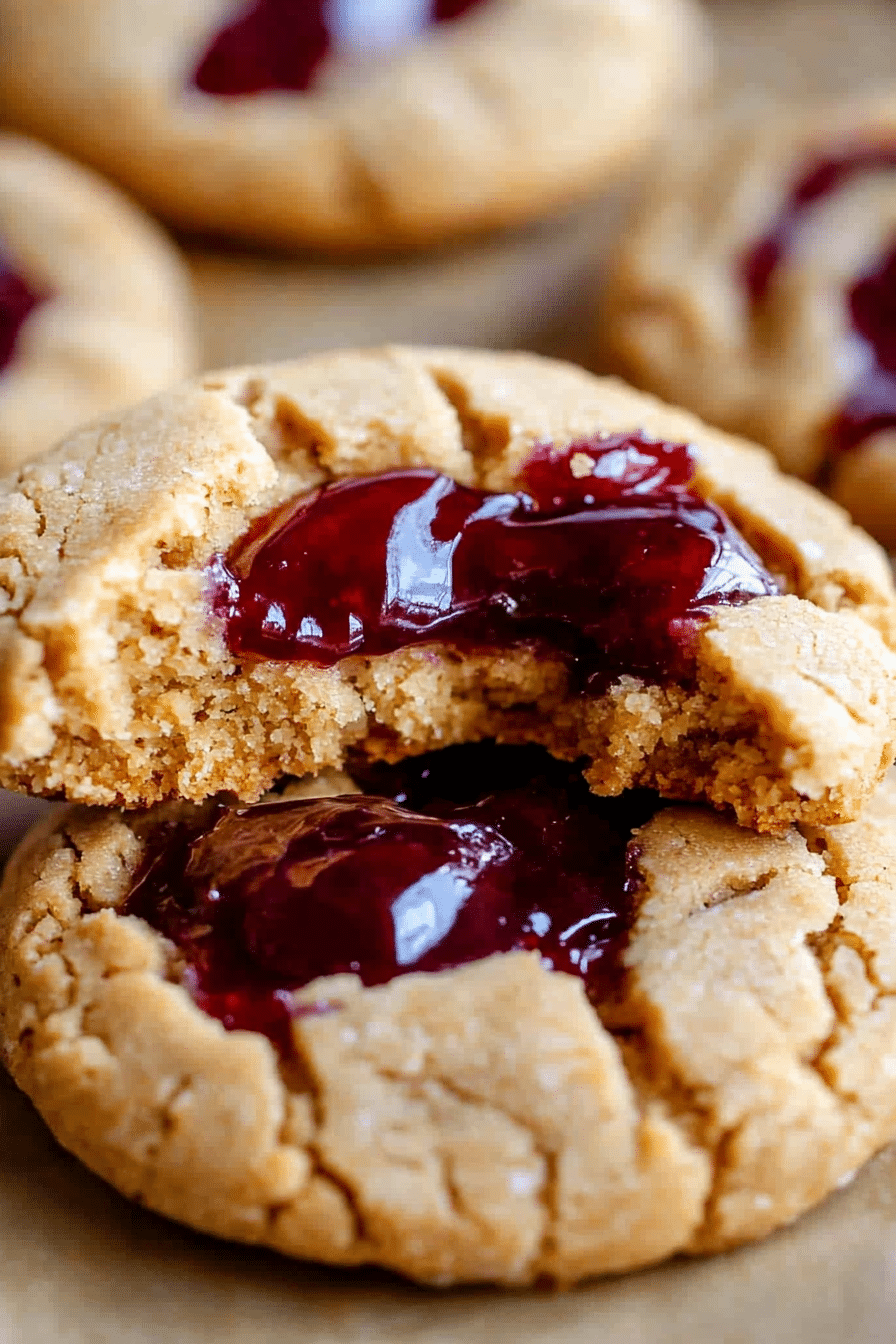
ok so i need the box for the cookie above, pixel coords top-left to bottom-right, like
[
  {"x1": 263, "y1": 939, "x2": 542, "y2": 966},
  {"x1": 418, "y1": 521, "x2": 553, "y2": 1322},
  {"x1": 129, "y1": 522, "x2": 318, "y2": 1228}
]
[
  {"x1": 602, "y1": 93, "x2": 896, "y2": 548},
  {"x1": 0, "y1": 0, "x2": 707, "y2": 250},
  {"x1": 1, "y1": 345, "x2": 895, "y2": 831},
  {"x1": 3, "y1": 742, "x2": 896, "y2": 1287},
  {"x1": 0, "y1": 132, "x2": 194, "y2": 473}
]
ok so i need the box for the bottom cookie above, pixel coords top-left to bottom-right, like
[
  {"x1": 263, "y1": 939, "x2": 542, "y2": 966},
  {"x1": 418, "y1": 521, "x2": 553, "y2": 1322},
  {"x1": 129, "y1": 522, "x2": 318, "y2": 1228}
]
[{"x1": 2, "y1": 745, "x2": 895, "y2": 1288}]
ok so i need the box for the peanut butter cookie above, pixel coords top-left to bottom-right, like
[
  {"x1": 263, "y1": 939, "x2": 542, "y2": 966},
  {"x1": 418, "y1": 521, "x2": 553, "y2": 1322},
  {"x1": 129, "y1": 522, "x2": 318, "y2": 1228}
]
[
  {"x1": 3, "y1": 744, "x2": 896, "y2": 1286},
  {"x1": 0, "y1": 132, "x2": 194, "y2": 472},
  {"x1": 0, "y1": 0, "x2": 706, "y2": 249},
  {"x1": 603, "y1": 94, "x2": 896, "y2": 548},
  {"x1": 0, "y1": 347, "x2": 894, "y2": 830}
]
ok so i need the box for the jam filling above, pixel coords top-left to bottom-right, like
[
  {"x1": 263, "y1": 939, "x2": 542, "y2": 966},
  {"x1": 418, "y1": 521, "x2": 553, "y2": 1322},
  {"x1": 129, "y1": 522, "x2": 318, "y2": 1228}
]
[
  {"x1": 0, "y1": 251, "x2": 43, "y2": 374},
  {"x1": 193, "y1": 0, "x2": 487, "y2": 97},
  {"x1": 124, "y1": 744, "x2": 660, "y2": 1050},
  {"x1": 208, "y1": 434, "x2": 777, "y2": 691},
  {"x1": 741, "y1": 144, "x2": 896, "y2": 453}
]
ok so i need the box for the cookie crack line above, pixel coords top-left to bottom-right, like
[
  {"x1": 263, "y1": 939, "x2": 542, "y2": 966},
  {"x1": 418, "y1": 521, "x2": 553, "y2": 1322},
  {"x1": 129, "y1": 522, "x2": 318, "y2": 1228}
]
[
  {"x1": 219, "y1": 375, "x2": 332, "y2": 482},
  {"x1": 141, "y1": 1073, "x2": 196, "y2": 1166},
  {"x1": 803, "y1": 931, "x2": 867, "y2": 1108},
  {"x1": 689, "y1": 1121, "x2": 747, "y2": 1249},
  {"x1": 794, "y1": 667, "x2": 875, "y2": 730},
  {"x1": 368, "y1": 1013, "x2": 709, "y2": 1281},
  {"x1": 426, "y1": 365, "x2": 513, "y2": 471},
  {"x1": 601, "y1": 1019, "x2": 724, "y2": 1250},
  {"x1": 368, "y1": 1061, "x2": 556, "y2": 1272},
  {"x1": 295, "y1": 1049, "x2": 369, "y2": 1252},
  {"x1": 691, "y1": 869, "x2": 779, "y2": 915},
  {"x1": 811, "y1": 840, "x2": 893, "y2": 993}
]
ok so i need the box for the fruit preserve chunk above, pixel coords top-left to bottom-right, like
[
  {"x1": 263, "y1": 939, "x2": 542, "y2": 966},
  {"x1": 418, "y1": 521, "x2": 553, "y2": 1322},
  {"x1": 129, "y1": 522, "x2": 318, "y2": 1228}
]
[
  {"x1": 741, "y1": 142, "x2": 896, "y2": 454},
  {"x1": 193, "y1": 0, "x2": 488, "y2": 97},
  {"x1": 0, "y1": 249, "x2": 43, "y2": 373},
  {"x1": 208, "y1": 433, "x2": 777, "y2": 690},
  {"x1": 124, "y1": 744, "x2": 660, "y2": 1049}
]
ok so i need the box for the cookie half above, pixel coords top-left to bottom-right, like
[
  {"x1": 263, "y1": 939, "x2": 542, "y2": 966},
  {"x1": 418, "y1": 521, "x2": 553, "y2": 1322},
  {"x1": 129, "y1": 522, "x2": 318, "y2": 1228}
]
[
  {"x1": 0, "y1": 0, "x2": 706, "y2": 249},
  {"x1": 3, "y1": 744, "x2": 896, "y2": 1287},
  {"x1": 0, "y1": 346, "x2": 895, "y2": 831},
  {"x1": 602, "y1": 93, "x2": 896, "y2": 548},
  {"x1": 0, "y1": 132, "x2": 194, "y2": 471}
]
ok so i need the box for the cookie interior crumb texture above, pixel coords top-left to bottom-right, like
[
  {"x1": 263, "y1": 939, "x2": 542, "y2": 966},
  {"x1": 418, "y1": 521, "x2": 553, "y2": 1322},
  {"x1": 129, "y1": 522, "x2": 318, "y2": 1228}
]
[
  {"x1": 0, "y1": 0, "x2": 707, "y2": 249},
  {"x1": 0, "y1": 346, "x2": 894, "y2": 831},
  {"x1": 0, "y1": 131, "x2": 195, "y2": 471},
  {"x1": 4, "y1": 767, "x2": 896, "y2": 1285}
]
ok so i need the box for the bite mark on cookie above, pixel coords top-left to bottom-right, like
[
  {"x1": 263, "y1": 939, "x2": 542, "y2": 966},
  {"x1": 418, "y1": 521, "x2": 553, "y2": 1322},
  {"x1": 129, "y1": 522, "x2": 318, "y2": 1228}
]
[{"x1": 0, "y1": 349, "x2": 894, "y2": 831}]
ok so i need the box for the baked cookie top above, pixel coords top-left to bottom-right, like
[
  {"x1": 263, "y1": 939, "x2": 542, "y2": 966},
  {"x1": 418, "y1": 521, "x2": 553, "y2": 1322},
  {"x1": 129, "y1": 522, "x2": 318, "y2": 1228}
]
[
  {"x1": 0, "y1": 345, "x2": 895, "y2": 831},
  {"x1": 602, "y1": 93, "x2": 896, "y2": 548},
  {"x1": 0, "y1": 132, "x2": 194, "y2": 473},
  {"x1": 4, "y1": 743, "x2": 896, "y2": 1287},
  {"x1": 0, "y1": 0, "x2": 706, "y2": 249}
]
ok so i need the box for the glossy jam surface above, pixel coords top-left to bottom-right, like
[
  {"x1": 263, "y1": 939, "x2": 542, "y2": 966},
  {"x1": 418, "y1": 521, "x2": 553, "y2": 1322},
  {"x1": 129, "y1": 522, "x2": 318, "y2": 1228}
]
[
  {"x1": 124, "y1": 745, "x2": 659, "y2": 1048},
  {"x1": 742, "y1": 143, "x2": 896, "y2": 452},
  {"x1": 193, "y1": 0, "x2": 487, "y2": 96},
  {"x1": 0, "y1": 251, "x2": 43, "y2": 373},
  {"x1": 209, "y1": 435, "x2": 777, "y2": 691}
]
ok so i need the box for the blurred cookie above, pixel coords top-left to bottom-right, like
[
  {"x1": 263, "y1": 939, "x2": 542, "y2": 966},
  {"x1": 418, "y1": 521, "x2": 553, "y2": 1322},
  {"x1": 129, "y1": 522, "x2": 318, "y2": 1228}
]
[
  {"x1": 0, "y1": 345, "x2": 893, "y2": 830},
  {"x1": 603, "y1": 94, "x2": 896, "y2": 548},
  {"x1": 0, "y1": 0, "x2": 707, "y2": 249},
  {"x1": 0, "y1": 133, "x2": 194, "y2": 471},
  {"x1": 3, "y1": 745, "x2": 896, "y2": 1285}
]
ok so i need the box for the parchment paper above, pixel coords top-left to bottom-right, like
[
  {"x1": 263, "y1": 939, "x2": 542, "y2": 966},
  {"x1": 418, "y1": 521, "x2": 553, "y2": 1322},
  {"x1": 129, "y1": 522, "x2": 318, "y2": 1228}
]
[{"x1": 4, "y1": 4, "x2": 896, "y2": 1338}]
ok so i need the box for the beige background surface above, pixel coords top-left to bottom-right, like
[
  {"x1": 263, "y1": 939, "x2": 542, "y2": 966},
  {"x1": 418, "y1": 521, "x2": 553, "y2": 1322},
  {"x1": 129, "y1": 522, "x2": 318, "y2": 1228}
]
[{"x1": 5, "y1": 2, "x2": 896, "y2": 1339}]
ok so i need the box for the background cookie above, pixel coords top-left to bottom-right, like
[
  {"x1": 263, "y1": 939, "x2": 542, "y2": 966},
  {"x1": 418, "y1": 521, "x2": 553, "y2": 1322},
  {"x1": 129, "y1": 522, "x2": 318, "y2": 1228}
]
[
  {"x1": 0, "y1": 0, "x2": 707, "y2": 250},
  {"x1": 602, "y1": 93, "x2": 896, "y2": 548},
  {"x1": 0, "y1": 346, "x2": 894, "y2": 831},
  {"x1": 3, "y1": 746, "x2": 896, "y2": 1287},
  {"x1": 0, "y1": 132, "x2": 194, "y2": 472}
]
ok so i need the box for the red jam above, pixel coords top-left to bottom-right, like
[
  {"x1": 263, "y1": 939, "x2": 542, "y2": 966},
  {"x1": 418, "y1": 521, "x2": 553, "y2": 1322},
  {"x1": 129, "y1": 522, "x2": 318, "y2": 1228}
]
[
  {"x1": 0, "y1": 251, "x2": 43, "y2": 373},
  {"x1": 208, "y1": 434, "x2": 777, "y2": 692},
  {"x1": 741, "y1": 144, "x2": 896, "y2": 453},
  {"x1": 193, "y1": 0, "x2": 487, "y2": 97},
  {"x1": 123, "y1": 745, "x2": 659, "y2": 1050}
]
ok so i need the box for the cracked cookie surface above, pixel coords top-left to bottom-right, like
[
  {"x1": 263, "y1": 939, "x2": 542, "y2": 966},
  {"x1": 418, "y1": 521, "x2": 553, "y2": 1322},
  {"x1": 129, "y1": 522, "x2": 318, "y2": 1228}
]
[
  {"x1": 0, "y1": 346, "x2": 894, "y2": 831},
  {"x1": 0, "y1": 0, "x2": 706, "y2": 249},
  {"x1": 3, "y1": 766, "x2": 896, "y2": 1286},
  {"x1": 0, "y1": 132, "x2": 194, "y2": 472},
  {"x1": 602, "y1": 93, "x2": 896, "y2": 549}
]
